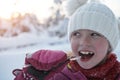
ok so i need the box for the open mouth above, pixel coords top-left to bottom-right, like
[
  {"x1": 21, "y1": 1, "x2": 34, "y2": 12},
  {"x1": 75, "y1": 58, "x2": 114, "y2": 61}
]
[{"x1": 78, "y1": 51, "x2": 94, "y2": 61}]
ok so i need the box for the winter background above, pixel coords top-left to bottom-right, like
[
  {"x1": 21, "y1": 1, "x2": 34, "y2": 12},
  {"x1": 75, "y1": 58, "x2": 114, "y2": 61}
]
[{"x1": 0, "y1": 0, "x2": 120, "y2": 80}]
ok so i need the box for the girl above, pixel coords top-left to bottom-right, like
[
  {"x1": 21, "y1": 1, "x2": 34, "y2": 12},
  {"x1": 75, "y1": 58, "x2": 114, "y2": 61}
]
[{"x1": 13, "y1": 1, "x2": 120, "y2": 80}]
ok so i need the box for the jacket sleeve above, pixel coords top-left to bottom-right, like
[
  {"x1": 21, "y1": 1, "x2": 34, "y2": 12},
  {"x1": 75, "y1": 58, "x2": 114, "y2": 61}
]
[{"x1": 47, "y1": 65, "x2": 87, "y2": 80}]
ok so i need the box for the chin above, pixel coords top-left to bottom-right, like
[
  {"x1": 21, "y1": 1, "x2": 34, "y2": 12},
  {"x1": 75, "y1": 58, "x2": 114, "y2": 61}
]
[{"x1": 77, "y1": 61, "x2": 95, "y2": 69}]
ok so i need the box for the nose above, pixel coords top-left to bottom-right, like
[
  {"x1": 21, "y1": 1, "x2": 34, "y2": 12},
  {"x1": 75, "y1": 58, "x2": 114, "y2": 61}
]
[{"x1": 79, "y1": 36, "x2": 91, "y2": 46}]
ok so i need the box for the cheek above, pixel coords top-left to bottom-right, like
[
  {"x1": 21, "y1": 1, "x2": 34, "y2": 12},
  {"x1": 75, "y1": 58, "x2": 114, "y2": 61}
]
[
  {"x1": 71, "y1": 39, "x2": 79, "y2": 53},
  {"x1": 94, "y1": 40, "x2": 109, "y2": 55}
]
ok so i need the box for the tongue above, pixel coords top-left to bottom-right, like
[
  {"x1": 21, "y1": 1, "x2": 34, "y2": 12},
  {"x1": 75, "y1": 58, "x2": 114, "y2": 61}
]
[{"x1": 80, "y1": 54, "x2": 93, "y2": 61}]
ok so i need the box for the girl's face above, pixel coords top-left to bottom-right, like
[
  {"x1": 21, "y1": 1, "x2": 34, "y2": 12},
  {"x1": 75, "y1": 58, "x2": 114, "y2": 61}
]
[{"x1": 70, "y1": 29, "x2": 109, "y2": 69}]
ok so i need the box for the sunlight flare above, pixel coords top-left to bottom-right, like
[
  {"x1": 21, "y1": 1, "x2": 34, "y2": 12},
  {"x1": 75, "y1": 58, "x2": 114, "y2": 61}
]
[{"x1": 0, "y1": 0, "x2": 54, "y2": 19}]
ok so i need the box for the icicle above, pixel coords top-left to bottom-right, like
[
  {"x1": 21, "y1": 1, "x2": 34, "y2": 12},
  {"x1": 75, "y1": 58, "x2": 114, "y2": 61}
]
[{"x1": 70, "y1": 56, "x2": 81, "y2": 60}]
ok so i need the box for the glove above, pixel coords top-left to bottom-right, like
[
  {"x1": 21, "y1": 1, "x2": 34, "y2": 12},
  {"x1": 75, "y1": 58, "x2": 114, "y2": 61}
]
[{"x1": 25, "y1": 49, "x2": 67, "y2": 71}]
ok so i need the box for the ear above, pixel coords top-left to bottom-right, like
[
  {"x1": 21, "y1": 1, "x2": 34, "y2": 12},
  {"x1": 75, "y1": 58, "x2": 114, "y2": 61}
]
[{"x1": 107, "y1": 46, "x2": 112, "y2": 53}]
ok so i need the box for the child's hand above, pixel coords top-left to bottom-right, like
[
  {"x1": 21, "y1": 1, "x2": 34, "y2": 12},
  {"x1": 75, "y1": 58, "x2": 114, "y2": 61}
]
[{"x1": 25, "y1": 50, "x2": 67, "y2": 71}]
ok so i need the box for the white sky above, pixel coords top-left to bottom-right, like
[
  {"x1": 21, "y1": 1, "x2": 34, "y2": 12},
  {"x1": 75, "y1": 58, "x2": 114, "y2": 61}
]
[
  {"x1": 0, "y1": 0, "x2": 120, "y2": 19},
  {"x1": 0, "y1": 0, "x2": 54, "y2": 19}
]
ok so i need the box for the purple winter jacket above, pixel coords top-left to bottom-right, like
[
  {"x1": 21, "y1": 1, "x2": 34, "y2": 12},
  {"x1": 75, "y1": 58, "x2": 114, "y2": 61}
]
[{"x1": 13, "y1": 49, "x2": 87, "y2": 80}]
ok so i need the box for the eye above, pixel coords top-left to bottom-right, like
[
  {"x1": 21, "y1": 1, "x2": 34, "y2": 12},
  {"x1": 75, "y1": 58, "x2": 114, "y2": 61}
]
[
  {"x1": 91, "y1": 33, "x2": 102, "y2": 38},
  {"x1": 73, "y1": 32, "x2": 80, "y2": 36}
]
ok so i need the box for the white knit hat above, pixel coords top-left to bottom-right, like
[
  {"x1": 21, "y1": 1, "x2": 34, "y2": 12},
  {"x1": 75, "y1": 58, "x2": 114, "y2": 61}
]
[{"x1": 66, "y1": 1, "x2": 119, "y2": 51}]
